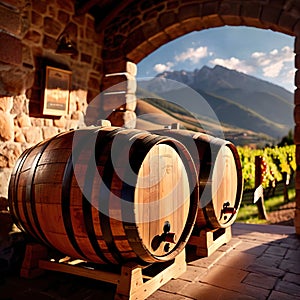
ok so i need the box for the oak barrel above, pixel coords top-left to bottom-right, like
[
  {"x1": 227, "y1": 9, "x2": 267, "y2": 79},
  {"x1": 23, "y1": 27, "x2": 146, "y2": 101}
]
[
  {"x1": 8, "y1": 126, "x2": 198, "y2": 264},
  {"x1": 151, "y1": 129, "x2": 243, "y2": 230}
]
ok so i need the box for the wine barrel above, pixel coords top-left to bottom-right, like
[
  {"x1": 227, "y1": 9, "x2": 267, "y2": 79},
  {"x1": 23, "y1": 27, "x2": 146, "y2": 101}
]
[
  {"x1": 8, "y1": 126, "x2": 198, "y2": 264},
  {"x1": 151, "y1": 129, "x2": 243, "y2": 230}
]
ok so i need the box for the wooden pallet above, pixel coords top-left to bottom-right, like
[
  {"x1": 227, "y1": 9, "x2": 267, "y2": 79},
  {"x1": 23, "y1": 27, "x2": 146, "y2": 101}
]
[
  {"x1": 20, "y1": 243, "x2": 186, "y2": 300},
  {"x1": 188, "y1": 226, "x2": 232, "y2": 257}
]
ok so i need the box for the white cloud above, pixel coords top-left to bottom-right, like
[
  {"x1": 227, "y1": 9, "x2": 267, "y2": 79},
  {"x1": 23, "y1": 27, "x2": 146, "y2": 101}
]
[
  {"x1": 251, "y1": 46, "x2": 294, "y2": 78},
  {"x1": 175, "y1": 46, "x2": 208, "y2": 63},
  {"x1": 153, "y1": 62, "x2": 174, "y2": 73},
  {"x1": 270, "y1": 49, "x2": 278, "y2": 55},
  {"x1": 285, "y1": 68, "x2": 296, "y2": 86},
  {"x1": 209, "y1": 57, "x2": 255, "y2": 74},
  {"x1": 209, "y1": 46, "x2": 294, "y2": 80},
  {"x1": 251, "y1": 52, "x2": 271, "y2": 66},
  {"x1": 252, "y1": 52, "x2": 264, "y2": 58},
  {"x1": 282, "y1": 46, "x2": 293, "y2": 54},
  {"x1": 263, "y1": 61, "x2": 284, "y2": 78}
]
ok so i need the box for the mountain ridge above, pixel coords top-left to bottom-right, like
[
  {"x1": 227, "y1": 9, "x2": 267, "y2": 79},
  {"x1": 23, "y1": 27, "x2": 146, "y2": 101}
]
[
  {"x1": 137, "y1": 65, "x2": 294, "y2": 142},
  {"x1": 158, "y1": 65, "x2": 293, "y2": 96}
]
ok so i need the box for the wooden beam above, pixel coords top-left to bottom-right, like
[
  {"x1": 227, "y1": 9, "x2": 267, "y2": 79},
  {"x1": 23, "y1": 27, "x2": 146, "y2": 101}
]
[{"x1": 39, "y1": 259, "x2": 121, "y2": 284}]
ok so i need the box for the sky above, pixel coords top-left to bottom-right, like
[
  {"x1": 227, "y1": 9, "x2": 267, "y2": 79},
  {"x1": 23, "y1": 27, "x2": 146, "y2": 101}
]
[{"x1": 137, "y1": 26, "x2": 295, "y2": 92}]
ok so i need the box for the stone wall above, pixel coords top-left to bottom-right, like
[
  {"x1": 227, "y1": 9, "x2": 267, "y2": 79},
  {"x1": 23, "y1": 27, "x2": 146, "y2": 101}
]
[
  {"x1": 0, "y1": 0, "x2": 102, "y2": 198},
  {"x1": 0, "y1": 91, "x2": 87, "y2": 198}
]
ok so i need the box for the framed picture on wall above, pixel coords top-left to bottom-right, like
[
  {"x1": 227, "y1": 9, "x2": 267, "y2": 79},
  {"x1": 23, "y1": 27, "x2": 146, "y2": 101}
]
[{"x1": 42, "y1": 66, "x2": 72, "y2": 116}]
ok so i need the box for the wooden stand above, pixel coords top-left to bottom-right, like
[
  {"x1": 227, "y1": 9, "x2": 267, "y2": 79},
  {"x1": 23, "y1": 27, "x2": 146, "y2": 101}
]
[
  {"x1": 20, "y1": 243, "x2": 48, "y2": 278},
  {"x1": 20, "y1": 243, "x2": 186, "y2": 300},
  {"x1": 188, "y1": 226, "x2": 232, "y2": 257}
]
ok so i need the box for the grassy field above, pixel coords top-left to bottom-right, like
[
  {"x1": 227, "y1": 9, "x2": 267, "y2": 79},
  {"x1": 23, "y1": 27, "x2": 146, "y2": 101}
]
[{"x1": 236, "y1": 188, "x2": 296, "y2": 224}]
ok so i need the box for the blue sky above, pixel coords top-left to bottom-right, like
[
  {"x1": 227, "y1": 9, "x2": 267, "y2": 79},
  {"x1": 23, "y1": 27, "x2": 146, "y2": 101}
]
[{"x1": 137, "y1": 26, "x2": 295, "y2": 92}]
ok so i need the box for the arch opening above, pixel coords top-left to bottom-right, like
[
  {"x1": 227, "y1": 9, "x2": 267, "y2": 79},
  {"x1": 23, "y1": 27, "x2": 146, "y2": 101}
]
[{"x1": 100, "y1": 1, "x2": 300, "y2": 233}]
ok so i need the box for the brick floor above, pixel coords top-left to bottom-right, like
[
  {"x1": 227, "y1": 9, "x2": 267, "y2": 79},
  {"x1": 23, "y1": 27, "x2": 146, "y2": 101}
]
[
  {"x1": 242, "y1": 272, "x2": 277, "y2": 290},
  {"x1": 0, "y1": 223, "x2": 299, "y2": 300},
  {"x1": 149, "y1": 223, "x2": 299, "y2": 300}
]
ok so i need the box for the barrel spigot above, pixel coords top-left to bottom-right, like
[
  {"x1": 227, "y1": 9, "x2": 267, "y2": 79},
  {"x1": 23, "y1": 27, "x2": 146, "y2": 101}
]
[
  {"x1": 162, "y1": 221, "x2": 176, "y2": 243},
  {"x1": 221, "y1": 202, "x2": 236, "y2": 215}
]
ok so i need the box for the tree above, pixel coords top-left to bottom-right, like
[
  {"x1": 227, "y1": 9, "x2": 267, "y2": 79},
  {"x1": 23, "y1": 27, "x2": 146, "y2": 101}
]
[{"x1": 278, "y1": 129, "x2": 294, "y2": 147}]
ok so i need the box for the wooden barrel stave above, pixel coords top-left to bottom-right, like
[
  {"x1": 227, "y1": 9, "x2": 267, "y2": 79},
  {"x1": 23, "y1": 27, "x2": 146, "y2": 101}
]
[
  {"x1": 66, "y1": 129, "x2": 113, "y2": 263},
  {"x1": 19, "y1": 147, "x2": 47, "y2": 243}
]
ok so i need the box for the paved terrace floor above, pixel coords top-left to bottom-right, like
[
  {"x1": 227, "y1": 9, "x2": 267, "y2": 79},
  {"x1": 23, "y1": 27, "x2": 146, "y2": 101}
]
[{"x1": 0, "y1": 223, "x2": 299, "y2": 300}]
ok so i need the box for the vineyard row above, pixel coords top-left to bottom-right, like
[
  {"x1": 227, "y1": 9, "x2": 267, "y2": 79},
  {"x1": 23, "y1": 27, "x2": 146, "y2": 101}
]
[{"x1": 237, "y1": 144, "x2": 296, "y2": 190}]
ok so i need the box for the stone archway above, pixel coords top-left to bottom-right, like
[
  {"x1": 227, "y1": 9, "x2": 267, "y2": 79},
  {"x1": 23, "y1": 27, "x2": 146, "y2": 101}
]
[{"x1": 100, "y1": 0, "x2": 300, "y2": 234}]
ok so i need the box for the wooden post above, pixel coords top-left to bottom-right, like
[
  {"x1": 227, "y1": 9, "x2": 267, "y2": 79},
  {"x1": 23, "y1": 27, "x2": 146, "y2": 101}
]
[
  {"x1": 255, "y1": 156, "x2": 268, "y2": 220},
  {"x1": 188, "y1": 227, "x2": 232, "y2": 257},
  {"x1": 282, "y1": 172, "x2": 289, "y2": 202}
]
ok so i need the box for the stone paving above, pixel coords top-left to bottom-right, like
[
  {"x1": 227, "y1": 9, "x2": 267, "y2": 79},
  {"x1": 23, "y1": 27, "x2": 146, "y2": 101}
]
[
  {"x1": 149, "y1": 223, "x2": 300, "y2": 300},
  {"x1": 0, "y1": 223, "x2": 299, "y2": 300}
]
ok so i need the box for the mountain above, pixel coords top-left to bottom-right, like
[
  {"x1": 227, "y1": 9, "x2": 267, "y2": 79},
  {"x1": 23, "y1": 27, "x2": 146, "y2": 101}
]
[{"x1": 137, "y1": 65, "x2": 294, "y2": 144}]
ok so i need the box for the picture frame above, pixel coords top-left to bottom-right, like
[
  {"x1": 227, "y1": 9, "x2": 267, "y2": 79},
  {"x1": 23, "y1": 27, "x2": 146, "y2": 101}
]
[{"x1": 42, "y1": 66, "x2": 72, "y2": 116}]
